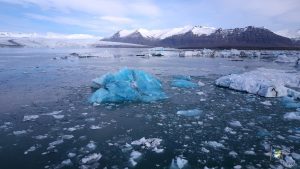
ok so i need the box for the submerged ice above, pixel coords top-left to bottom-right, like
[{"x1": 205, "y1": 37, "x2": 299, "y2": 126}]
[{"x1": 89, "y1": 68, "x2": 167, "y2": 103}]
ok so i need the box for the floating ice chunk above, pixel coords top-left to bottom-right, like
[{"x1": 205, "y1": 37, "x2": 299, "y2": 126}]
[
  {"x1": 48, "y1": 139, "x2": 64, "y2": 149},
  {"x1": 224, "y1": 127, "x2": 236, "y2": 134},
  {"x1": 81, "y1": 153, "x2": 102, "y2": 164},
  {"x1": 261, "y1": 101, "x2": 272, "y2": 106},
  {"x1": 234, "y1": 165, "x2": 242, "y2": 169},
  {"x1": 33, "y1": 134, "x2": 48, "y2": 140},
  {"x1": 177, "y1": 109, "x2": 202, "y2": 117},
  {"x1": 172, "y1": 75, "x2": 192, "y2": 81},
  {"x1": 292, "y1": 153, "x2": 300, "y2": 160},
  {"x1": 229, "y1": 151, "x2": 238, "y2": 158},
  {"x1": 275, "y1": 54, "x2": 299, "y2": 63},
  {"x1": 216, "y1": 68, "x2": 300, "y2": 98},
  {"x1": 90, "y1": 125, "x2": 101, "y2": 130},
  {"x1": 13, "y1": 130, "x2": 27, "y2": 135},
  {"x1": 279, "y1": 156, "x2": 296, "y2": 168},
  {"x1": 131, "y1": 137, "x2": 163, "y2": 153},
  {"x1": 198, "y1": 81, "x2": 205, "y2": 87},
  {"x1": 89, "y1": 68, "x2": 167, "y2": 103},
  {"x1": 205, "y1": 141, "x2": 225, "y2": 149},
  {"x1": 171, "y1": 79, "x2": 198, "y2": 88},
  {"x1": 61, "y1": 159, "x2": 72, "y2": 166},
  {"x1": 44, "y1": 110, "x2": 63, "y2": 116},
  {"x1": 129, "y1": 151, "x2": 142, "y2": 167},
  {"x1": 86, "y1": 141, "x2": 97, "y2": 151},
  {"x1": 244, "y1": 150, "x2": 256, "y2": 155},
  {"x1": 53, "y1": 114, "x2": 64, "y2": 119},
  {"x1": 170, "y1": 156, "x2": 188, "y2": 169},
  {"x1": 282, "y1": 97, "x2": 300, "y2": 108},
  {"x1": 68, "y1": 152, "x2": 77, "y2": 158},
  {"x1": 24, "y1": 144, "x2": 40, "y2": 155},
  {"x1": 62, "y1": 135, "x2": 74, "y2": 140},
  {"x1": 284, "y1": 112, "x2": 300, "y2": 121},
  {"x1": 23, "y1": 115, "x2": 39, "y2": 121},
  {"x1": 229, "y1": 121, "x2": 242, "y2": 127}
]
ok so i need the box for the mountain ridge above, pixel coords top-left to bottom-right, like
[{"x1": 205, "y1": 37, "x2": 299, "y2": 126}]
[{"x1": 104, "y1": 26, "x2": 300, "y2": 49}]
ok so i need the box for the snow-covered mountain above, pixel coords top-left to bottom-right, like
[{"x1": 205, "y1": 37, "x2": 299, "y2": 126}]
[
  {"x1": 104, "y1": 26, "x2": 298, "y2": 49},
  {"x1": 275, "y1": 29, "x2": 300, "y2": 40},
  {"x1": 0, "y1": 32, "x2": 146, "y2": 48},
  {"x1": 111, "y1": 26, "x2": 216, "y2": 40}
]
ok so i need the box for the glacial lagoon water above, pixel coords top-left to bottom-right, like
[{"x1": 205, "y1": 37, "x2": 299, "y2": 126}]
[{"x1": 0, "y1": 48, "x2": 299, "y2": 169}]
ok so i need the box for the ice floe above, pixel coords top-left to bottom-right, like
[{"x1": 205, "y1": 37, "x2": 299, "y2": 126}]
[
  {"x1": 81, "y1": 153, "x2": 102, "y2": 164},
  {"x1": 170, "y1": 156, "x2": 188, "y2": 169},
  {"x1": 229, "y1": 121, "x2": 242, "y2": 127},
  {"x1": 176, "y1": 109, "x2": 203, "y2": 117},
  {"x1": 205, "y1": 141, "x2": 225, "y2": 149},
  {"x1": 23, "y1": 115, "x2": 39, "y2": 121},
  {"x1": 89, "y1": 68, "x2": 167, "y2": 103},
  {"x1": 13, "y1": 130, "x2": 27, "y2": 135},
  {"x1": 216, "y1": 68, "x2": 300, "y2": 98},
  {"x1": 131, "y1": 137, "x2": 163, "y2": 153},
  {"x1": 129, "y1": 151, "x2": 142, "y2": 167},
  {"x1": 284, "y1": 112, "x2": 300, "y2": 121}
]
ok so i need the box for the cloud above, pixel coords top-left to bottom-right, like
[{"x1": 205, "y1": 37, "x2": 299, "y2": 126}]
[
  {"x1": 100, "y1": 16, "x2": 134, "y2": 24},
  {"x1": 0, "y1": 0, "x2": 160, "y2": 17}
]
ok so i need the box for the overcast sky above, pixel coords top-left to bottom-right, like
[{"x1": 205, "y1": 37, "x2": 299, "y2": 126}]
[{"x1": 0, "y1": 0, "x2": 299, "y2": 36}]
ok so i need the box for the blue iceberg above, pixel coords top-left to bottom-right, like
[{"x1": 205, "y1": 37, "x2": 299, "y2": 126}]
[
  {"x1": 171, "y1": 75, "x2": 198, "y2": 88},
  {"x1": 89, "y1": 68, "x2": 167, "y2": 103}
]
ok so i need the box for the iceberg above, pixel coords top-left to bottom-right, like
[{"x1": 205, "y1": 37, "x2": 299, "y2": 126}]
[
  {"x1": 216, "y1": 68, "x2": 300, "y2": 98},
  {"x1": 89, "y1": 68, "x2": 167, "y2": 103}
]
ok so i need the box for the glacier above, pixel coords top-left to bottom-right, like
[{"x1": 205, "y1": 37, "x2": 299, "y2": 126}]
[
  {"x1": 89, "y1": 68, "x2": 167, "y2": 103},
  {"x1": 215, "y1": 68, "x2": 300, "y2": 98}
]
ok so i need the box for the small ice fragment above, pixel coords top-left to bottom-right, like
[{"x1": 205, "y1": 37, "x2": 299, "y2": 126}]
[
  {"x1": 291, "y1": 153, "x2": 300, "y2": 160},
  {"x1": 24, "y1": 145, "x2": 40, "y2": 155},
  {"x1": 68, "y1": 152, "x2": 76, "y2": 158},
  {"x1": 129, "y1": 151, "x2": 142, "y2": 166},
  {"x1": 33, "y1": 134, "x2": 48, "y2": 140},
  {"x1": 62, "y1": 135, "x2": 74, "y2": 140},
  {"x1": 206, "y1": 141, "x2": 225, "y2": 149},
  {"x1": 53, "y1": 115, "x2": 64, "y2": 119},
  {"x1": 49, "y1": 139, "x2": 64, "y2": 147},
  {"x1": 171, "y1": 79, "x2": 198, "y2": 88},
  {"x1": 198, "y1": 81, "x2": 205, "y2": 87},
  {"x1": 176, "y1": 109, "x2": 202, "y2": 117},
  {"x1": 23, "y1": 115, "x2": 39, "y2": 121},
  {"x1": 86, "y1": 141, "x2": 97, "y2": 150},
  {"x1": 284, "y1": 112, "x2": 300, "y2": 121},
  {"x1": 13, "y1": 130, "x2": 27, "y2": 135},
  {"x1": 45, "y1": 110, "x2": 63, "y2": 115},
  {"x1": 261, "y1": 101, "x2": 272, "y2": 106},
  {"x1": 170, "y1": 156, "x2": 188, "y2": 169},
  {"x1": 229, "y1": 151, "x2": 238, "y2": 158},
  {"x1": 81, "y1": 153, "x2": 102, "y2": 164},
  {"x1": 196, "y1": 91, "x2": 204, "y2": 95},
  {"x1": 244, "y1": 150, "x2": 256, "y2": 155},
  {"x1": 201, "y1": 147, "x2": 210, "y2": 153},
  {"x1": 280, "y1": 156, "x2": 296, "y2": 168},
  {"x1": 234, "y1": 165, "x2": 242, "y2": 169},
  {"x1": 229, "y1": 121, "x2": 242, "y2": 127},
  {"x1": 61, "y1": 159, "x2": 72, "y2": 166},
  {"x1": 90, "y1": 125, "x2": 101, "y2": 130},
  {"x1": 224, "y1": 127, "x2": 236, "y2": 134}
]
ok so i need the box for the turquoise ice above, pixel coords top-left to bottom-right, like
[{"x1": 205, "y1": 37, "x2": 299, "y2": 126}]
[
  {"x1": 171, "y1": 75, "x2": 198, "y2": 88},
  {"x1": 89, "y1": 68, "x2": 167, "y2": 103}
]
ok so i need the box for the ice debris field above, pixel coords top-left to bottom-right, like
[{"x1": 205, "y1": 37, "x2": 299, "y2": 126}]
[{"x1": 0, "y1": 48, "x2": 300, "y2": 169}]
